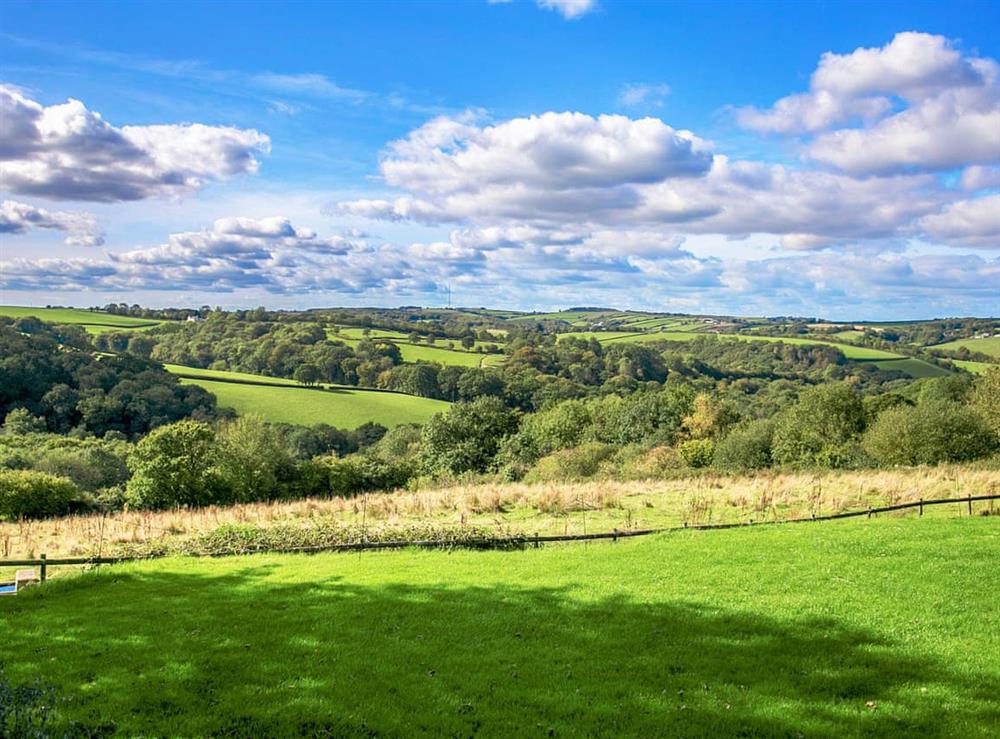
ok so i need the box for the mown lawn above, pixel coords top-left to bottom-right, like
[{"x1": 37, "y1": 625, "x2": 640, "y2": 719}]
[
  {"x1": 2, "y1": 517, "x2": 998, "y2": 737},
  {"x1": 177, "y1": 377, "x2": 450, "y2": 428}
]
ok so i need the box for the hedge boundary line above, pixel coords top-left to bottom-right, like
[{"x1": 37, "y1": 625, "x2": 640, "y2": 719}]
[{"x1": 3, "y1": 494, "x2": 997, "y2": 580}]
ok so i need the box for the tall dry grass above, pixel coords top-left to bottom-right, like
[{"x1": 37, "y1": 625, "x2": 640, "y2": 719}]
[{"x1": 2, "y1": 465, "x2": 997, "y2": 559}]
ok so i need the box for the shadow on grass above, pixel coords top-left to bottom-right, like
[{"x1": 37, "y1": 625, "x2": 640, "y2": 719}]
[{"x1": 2, "y1": 562, "x2": 997, "y2": 737}]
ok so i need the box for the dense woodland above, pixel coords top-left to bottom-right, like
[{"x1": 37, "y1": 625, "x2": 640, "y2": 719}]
[{"x1": 1, "y1": 311, "x2": 998, "y2": 520}]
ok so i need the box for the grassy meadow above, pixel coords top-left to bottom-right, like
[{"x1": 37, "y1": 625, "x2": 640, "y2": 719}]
[
  {"x1": 176, "y1": 377, "x2": 449, "y2": 429},
  {"x1": 0, "y1": 305, "x2": 163, "y2": 333},
  {"x1": 932, "y1": 336, "x2": 1000, "y2": 359},
  {"x1": 7, "y1": 465, "x2": 996, "y2": 560},
  {"x1": 2, "y1": 517, "x2": 998, "y2": 736}
]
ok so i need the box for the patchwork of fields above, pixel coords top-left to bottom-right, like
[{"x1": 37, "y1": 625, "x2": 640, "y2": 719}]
[
  {"x1": 0, "y1": 305, "x2": 163, "y2": 333},
  {"x1": 3, "y1": 517, "x2": 998, "y2": 736}
]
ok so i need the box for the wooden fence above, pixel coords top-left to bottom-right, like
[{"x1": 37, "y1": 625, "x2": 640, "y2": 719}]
[{"x1": 2, "y1": 493, "x2": 997, "y2": 582}]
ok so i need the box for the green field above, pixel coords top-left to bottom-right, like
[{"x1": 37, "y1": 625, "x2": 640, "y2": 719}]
[
  {"x1": 164, "y1": 364, "x2": 304, "y2": 386},
  {"x1": 178, "y1": 377, "x2": 450, "y2": 428},
  {"x1": 0, "y1": 305, "x2": 163, "y2": 333},
  {"x1": 561, "y1": 329, "x2": 903, "y2": 361},
  {"x1": 954, "y1": 360, "x2": 998, "y2": 375},
  {"x1": 870, "y1": 357, "x2": 952, "y2": 378},
  {"x1": 2, "y1": 517, "x2": 998, "y2": 736},
  {"x1": 329, "y1": 330, "x2": 492, "y2": 367},
  {"x1": 932, "y1": 336, "x2": 1000, "y2": 359}
]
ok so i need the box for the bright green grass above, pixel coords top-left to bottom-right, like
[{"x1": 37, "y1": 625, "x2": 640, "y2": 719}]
[
  {"x1": 164, "y1": 364, "x2": 310, "y2": 387},
  {"x1": 932, "y1": 336, "x2": 1000, "y2": 359},
  {"x1": 329, "y1": 331, "x2": 492, "y2": 367},
  {"x1": 177, "y1": 377, "x2": 449, "y2": 428},
  {"x1": 833, "y1": 330, "x2": 866, "y2": 341},
  {"x1": 0, "y1": 305, "x2": 163, "y2": 333},
  {"x1": 2, "y1": 518, "x2": 998, "y2": 736},
  {"x1": 954, "y1": 359, "x2": 998, "y2": 375},
  {"x1": 869, "y1": 357, "x2": 952, "y2": 378}
]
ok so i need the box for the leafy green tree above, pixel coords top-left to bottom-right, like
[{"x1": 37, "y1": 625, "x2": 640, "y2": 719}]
[
  {"x1": 591, "y1": 384, "x2": 695, "y2": 445},
  {"x1": 863, "y1": 400, "x2": 998, "y2": 466},
  {"x1": 713, "y1": 419, "x2": 776, "y2": 471},
  {"x1": 772, "y1": 384, "x2": 866, "y2": 467},
  {"x1": 293, "y1": 364, "x2": 321, "y2": 386},
  {"x1": 421, "y1": 397, "x2": 519, "y2": 474},
  {"x1": 3, "y1": 408, "x2": 46, "y2": 435},
  {"x1": 0, "y1": 469, "x2": 78, "y2": 520},
  {"x1": 125, "y1": 420, "x2": 220, "y2": 510},
  {"x1": 461, "y1": 335, "x2": 475, "y2": 350},
  {"x1": 970, "y1": 368, "x2": 1000, "y2": 438},
  {"x1": 215, "y1": 416, "x2": 295, "y2": 503},
  {"x1": 682, "y1": 393, "x2": 742, "y2": 440}
]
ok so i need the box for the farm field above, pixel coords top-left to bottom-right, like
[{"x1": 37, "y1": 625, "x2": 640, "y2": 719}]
[
  {"x1": 561, "y1": 329, "x2": 904, "y2": 361},
  {"x1": 868, "y1": 357, "x2": 951, "y2": 378},
  {"x1": 164, "y1": 363, "x2": 305, "y2": 387},
  {"x1": 2, "y1": 517, "x2": 998, "y2": 736},
  {"x1": 176, "y1": 376, "x2": 449, "y2": 428},
  {"x1": 932, "y1": 336, "x2": 1000, "y2": 359},
  {"x1": 8, "y1": 465, "x2": 997, "y2": 560},
  {"x1": 0, "y1": 305, "x2": 163, "y2": 333},
  {"x1": 329, "y1": 329, "x2": 494, "y2": 366},
  {"x1": 954, "y1": 360, "x2": 998, "y2": 375}
]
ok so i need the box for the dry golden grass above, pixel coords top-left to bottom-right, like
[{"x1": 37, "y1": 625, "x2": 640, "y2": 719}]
[{"x1": 3, "y1": 465, "x2": 998, "y2": 561}]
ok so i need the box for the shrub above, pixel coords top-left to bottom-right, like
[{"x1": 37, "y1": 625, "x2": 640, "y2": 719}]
[
  {"x1": 0, "y1": 469, "x2": 77, "y2": 520},
  {"x1": 125, "y1": 420, "x2": 220, "y2": 510},
  {"x1": 617, "y1": 445, "x2": 684, "y2": 480},
  {"x1": 590, "y1": 385, "x2": 695, "y2": 446},
  {"x1": 421, "y1": 397, "x2": 519, "y2": 475},
  {"x1": 214, "y1": 416, "x2": 296, "y2": 503},
  {"x1": 970, "y1": 368, "x2": 1000, "y2": 438},
  {"x1": 863, "y1": 401, "x2": 998, "y2": 466},
  {"x1": 772, "y1": 384, "x2": 865, "y2": 467},
  {"x1": 678, "y1": 439, "x2": 715, "y2": 468},
  {"x1": 713, "y1": 419, "x2": 775, "y2": 472},
  {"x1": 524, "y1": 442, "x2": 617, "y2": 483},
  {"x1": 326, "y1": 454, "x2": 417, "y2": 497},
  {"x1": 2, "y1": 408, "x2": 46, "y2": 435}
]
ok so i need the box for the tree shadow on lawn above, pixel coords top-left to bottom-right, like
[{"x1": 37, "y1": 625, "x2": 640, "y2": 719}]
[{"x1": 2, "y1": 563, "x2": 997, "y2": 738}]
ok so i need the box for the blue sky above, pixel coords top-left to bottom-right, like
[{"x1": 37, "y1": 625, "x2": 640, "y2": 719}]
[{"x1": 1, "y1": 0, "x2": 998, "y2": 319}]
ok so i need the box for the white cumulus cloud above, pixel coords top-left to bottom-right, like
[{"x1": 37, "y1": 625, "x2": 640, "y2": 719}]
[
  {"x1": 0, "y1": 84, "x2": 270, "y2": 202},
  {"x1": 0, "y1": 199, "x2": 104, "y2": 246}
]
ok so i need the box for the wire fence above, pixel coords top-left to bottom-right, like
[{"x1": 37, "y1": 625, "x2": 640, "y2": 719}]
[{"x1": 2, "y1": 493, "x2": 997, "y2": 583}]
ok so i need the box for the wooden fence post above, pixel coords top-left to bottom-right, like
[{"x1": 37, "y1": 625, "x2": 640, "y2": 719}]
[
  {"x1": 968, "y1": 495, "x2": 973, "y2": 517},
  {"x1": 40, "y1": 553, "x2": 47, "y2": 583},
  {"x1": 919, "y1": 499, "x2": 923, "y2": 517}
]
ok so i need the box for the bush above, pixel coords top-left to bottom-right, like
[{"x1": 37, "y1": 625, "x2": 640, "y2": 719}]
[
  {"x1": 125, "y1": 420, "x2": 220, "y2": 510},
  {"x1": 0, "y1": 469, "x2": 77, "y2": 520},
  {"x1": 421, "y1": 397, "x2": 519, "y2": 475},
  {"x1": 617, "y1": 445, "x2": 684, "y2": 480},
  {"x1": 863, "y1": 401, "x2": 998, "y2": 466},
  {"x1": 524, "y1": 442, "x2": 617, "y2": 483},
  {"x1": 214, "y1": 416, "x2": 296, "y2": 503},
  {"x1": 713, "y1": 419, "x2": 775, "y2": 472},
  {"x1": 677, "y1": 439, "x2": 715, "y2": 468},
  {"x1": 326, "y1": 454, "x2": 417, "y2": 497},
  {"x1": 772, "y1": 384, "x2": 865, "y2": 467}
]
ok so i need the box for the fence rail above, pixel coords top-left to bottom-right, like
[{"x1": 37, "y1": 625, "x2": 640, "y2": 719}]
[{"x1": 3, "y1": 493, "x2": 997, "y2": 582}]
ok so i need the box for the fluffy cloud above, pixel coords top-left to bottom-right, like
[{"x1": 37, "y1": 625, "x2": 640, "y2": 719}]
[
  {"x1": 918, "y1": 194, "x2": 1000, "y2": 248},
  {"x1": 339, "y1": 111, "x2": 711, "y2": 225},
  {"x1": 0, "y1": 84, "x2": 270, "y2": 202},
  {"x1": 0, "y1": 199, "x2": 104, "y2": 246},
  {"x1": 736, "y1": 33, "x2": 1000, "y2": 176}
]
